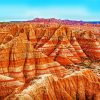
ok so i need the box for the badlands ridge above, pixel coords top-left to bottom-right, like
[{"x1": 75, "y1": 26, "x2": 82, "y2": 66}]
[{"x1": 0, "y1": 19, "x2": 100, "y2": 100}]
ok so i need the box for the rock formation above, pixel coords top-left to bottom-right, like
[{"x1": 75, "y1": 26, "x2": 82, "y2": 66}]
[{"x1": 0, "y1": 20, "x2": 100, "y2": 100}]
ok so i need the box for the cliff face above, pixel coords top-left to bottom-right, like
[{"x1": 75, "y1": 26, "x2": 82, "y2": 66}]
[{"x1": 0, "y1": 22, "x2": 100, "y2": 100}]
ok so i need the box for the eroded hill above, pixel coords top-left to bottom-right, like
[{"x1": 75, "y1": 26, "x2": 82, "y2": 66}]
[{"x1": 0, "y1": 21, "x2": 100, "y2": 100}]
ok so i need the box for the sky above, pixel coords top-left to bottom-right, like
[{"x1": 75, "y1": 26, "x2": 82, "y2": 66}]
[{"x1": 0, "y1": 0, "x2": 100, "y2": 21}]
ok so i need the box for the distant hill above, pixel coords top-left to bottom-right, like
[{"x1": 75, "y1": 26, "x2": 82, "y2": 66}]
[
  {"x1": 6, "y1": 18, "x2": 100, "y2": 25},
  {"x1": 29, "y1": 18, "x2": 100, "y2": 24},
  {"x1": 86, "y1": 21, "x2": 100, "y2": 24}
]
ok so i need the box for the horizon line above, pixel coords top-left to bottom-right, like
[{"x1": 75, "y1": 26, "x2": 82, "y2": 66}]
[{"x1": 0, "y1": 18, "x2": 100, "y2": 22}]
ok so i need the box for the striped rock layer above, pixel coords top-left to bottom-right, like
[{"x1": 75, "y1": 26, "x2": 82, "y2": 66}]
[
  {"x1": 0, "y1": 23, "x2": 100, "y2": 99},
  {"x1": 5, "y1": 69, "x2": 100, "y2": 100}
]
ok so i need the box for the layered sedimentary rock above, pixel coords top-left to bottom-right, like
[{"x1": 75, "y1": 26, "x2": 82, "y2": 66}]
[
  {"x1": 4, "y1": 69, "x2": 100, "y2": 100},
  {"x1": 0, "y1": 74, "x2": 23, "y2": 97},
  {"x1": 0, "y1": 21, "x2": 100, "y2": 100}
]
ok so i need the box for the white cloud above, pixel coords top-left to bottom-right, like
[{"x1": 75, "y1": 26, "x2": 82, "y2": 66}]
[
  {"x1": 0, "y1": 5, "x2": 100, "y2": 21},
  {"x1": 24, "y1": 6, "x2": 89, "y2": 20}
]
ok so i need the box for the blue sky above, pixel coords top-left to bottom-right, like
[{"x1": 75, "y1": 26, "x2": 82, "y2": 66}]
[{"x1": 0, "y1": 0, "x2": 100, "y2": 21}]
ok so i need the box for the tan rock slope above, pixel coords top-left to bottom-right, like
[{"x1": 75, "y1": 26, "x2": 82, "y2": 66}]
[
  {"x1": 6, "y1": 69, "x2": 100, "y2": 100},
  {"x1": 0, "y1": 22, "x2": 100, "y2": 100}
]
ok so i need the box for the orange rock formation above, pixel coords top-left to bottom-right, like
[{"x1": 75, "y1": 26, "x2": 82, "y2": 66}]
[{"x1": 0, "y1": 21, "x2": 100, "y2": 100}]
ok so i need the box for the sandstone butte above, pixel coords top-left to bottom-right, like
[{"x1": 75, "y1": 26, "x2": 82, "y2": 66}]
[{"x1": 0, "y1": 19, "x2": 100, "y2": 100}]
